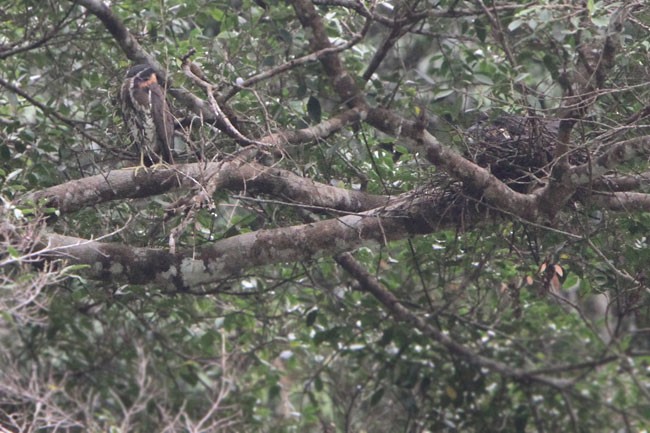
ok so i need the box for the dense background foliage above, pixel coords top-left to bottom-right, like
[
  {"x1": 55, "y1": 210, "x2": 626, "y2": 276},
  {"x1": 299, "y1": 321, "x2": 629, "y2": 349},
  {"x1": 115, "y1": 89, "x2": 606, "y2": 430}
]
[{"x1": 2, "y1": 0, "x2": 650, "y2": 431}]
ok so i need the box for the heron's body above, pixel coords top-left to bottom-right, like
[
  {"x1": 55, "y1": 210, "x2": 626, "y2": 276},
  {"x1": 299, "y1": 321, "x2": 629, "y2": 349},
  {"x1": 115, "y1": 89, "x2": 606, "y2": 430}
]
[{"x1": 120, "y1": 65, "x2": 174, "y2": 165}]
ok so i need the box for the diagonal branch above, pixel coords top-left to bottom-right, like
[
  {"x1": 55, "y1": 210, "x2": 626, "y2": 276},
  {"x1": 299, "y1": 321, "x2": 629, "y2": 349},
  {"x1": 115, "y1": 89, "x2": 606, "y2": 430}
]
[
  {"x1": 291, "y1": 0, "x2": 539, "y2": 220},
  {"x1": 72, "y1": 0, "x2": 243, "y2": 137},
  {"x1": 538, "y1": 5, "x2": 630, "y2": 217},
  {"x1": 290, "y1": 0, "x2": 367, "y2": 109},
  {"x1": 223, "y1": 29, "x2": 369, "y2": 102},
  {"x1": 0, "y1": 75, "x2": 114, "y2": 152},
  {"x1": 366, "y1": 108, "x2": 540, "y2": 220},
  {"x1": 335, "y1": 252, "x2": 571, "y2": 389},
  {"x1": 0, "y1": 3, "x2": 79, "y2": 60},
  {"x1": 73, "y1": 0, "x2": 156, "y2": 66},
  {"x1": 362, "y1": 15, "x2": 415, "y2": 82}
]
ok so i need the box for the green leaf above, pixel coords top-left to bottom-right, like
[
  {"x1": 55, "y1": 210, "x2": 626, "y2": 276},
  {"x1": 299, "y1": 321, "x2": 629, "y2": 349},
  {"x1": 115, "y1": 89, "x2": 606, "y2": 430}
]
[
  {"x1": 60, "y1": 264, "x2": 91, "y2": 274},
  {"x1": 434, "y1": 88, "x2": 455, "y2": 99},
  {"x1": 313, "y1": 327, "x2": 344, "y2": 346},
  {"x1": 508, "y1": 19, "x2": 524, "y2": 32},
  {"x1": 306, "y1": 308, "x2": 318, "y2": 326},
  {"x1": 307, "y1": 95, "x2": 322, "y2": 123},
  {"x1": 543, "y1": 54, "x2": 559, "y2": 79},
  {"x1": 474, "y1": 18, "x2": 487, "y2": 43},
  {"x1": 370, "y1": 387, "x2": 385, "y2": 406},
  {"x1": 210, "y1": 8, "x2": 224, "y2": 21},
  {"x1": 587, "y1": 0, "x2": 595, "y2": 15},
  {"x1": 473, "y1": 74, "x2": 494, "y2": 85}
]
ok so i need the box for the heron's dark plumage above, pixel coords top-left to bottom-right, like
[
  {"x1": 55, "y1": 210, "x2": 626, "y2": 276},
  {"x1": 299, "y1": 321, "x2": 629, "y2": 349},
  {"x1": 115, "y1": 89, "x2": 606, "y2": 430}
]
[{"x1": 120, "y1": 65, "x2": 174, "y2": 165}]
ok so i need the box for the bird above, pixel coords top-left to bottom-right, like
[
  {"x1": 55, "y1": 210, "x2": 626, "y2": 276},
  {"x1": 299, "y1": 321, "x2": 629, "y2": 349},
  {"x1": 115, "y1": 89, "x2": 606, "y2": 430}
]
[{"x1": 120, "y1": 64, "x2": 174, "y2": 167}]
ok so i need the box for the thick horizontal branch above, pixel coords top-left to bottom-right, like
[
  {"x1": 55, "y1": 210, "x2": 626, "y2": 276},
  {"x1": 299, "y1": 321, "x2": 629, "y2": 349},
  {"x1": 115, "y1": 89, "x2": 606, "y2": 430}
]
[
  {"x1": 592, "y1": 172, "x2": 650, "y2": 192},
  {"x1": 43, "y1": 190, "x2": 460, "y2": 289},
  {"x1": 588, "y1": 191, "x2": 650, "y2": 212},
  {"x1": 24, "y1": 160, "x2": 387, "y2": 216},
  {"x1": 263, "y1": 107, "x2": 366, "y2": 146},
  {"x1": 534, "y1": 135, "x2": 650, "y2": 217}
]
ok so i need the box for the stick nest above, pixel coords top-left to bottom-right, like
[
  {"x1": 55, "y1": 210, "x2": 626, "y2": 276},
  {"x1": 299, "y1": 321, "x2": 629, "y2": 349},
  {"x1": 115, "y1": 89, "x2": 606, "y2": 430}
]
[{"x1": 464, "y1": 114, "x2": 569, "y2": 192}]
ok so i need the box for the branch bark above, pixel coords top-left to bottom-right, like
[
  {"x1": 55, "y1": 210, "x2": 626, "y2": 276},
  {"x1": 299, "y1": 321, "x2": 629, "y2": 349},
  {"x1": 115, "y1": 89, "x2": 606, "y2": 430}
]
[
  {"x1": 24, "y1": 160, "x2": 388, "y2": 216},
  {"x1": 538, "y1": 4, "x2": 629, "y2": 217},
  {"x1": 43, "y1": 190, "x2": 462, "y2": 290}
]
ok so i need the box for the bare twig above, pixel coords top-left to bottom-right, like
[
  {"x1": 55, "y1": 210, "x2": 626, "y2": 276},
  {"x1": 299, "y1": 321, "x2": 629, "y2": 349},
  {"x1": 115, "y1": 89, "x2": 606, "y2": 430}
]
[{"x1": 335, "y1": 252, "x2": 572, "y2": 388}]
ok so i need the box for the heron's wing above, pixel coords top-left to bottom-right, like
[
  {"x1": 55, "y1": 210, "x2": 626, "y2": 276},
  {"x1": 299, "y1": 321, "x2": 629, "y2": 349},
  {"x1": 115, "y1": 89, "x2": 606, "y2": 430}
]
[
  {"x1": 120, "y1": 80, "x2": 140, "y2": 126},
  {"x1": 149, "y1": 83, "x2": 174, "y2": 164},
  {"x1": 119, "y1": 80, "x2": 132, "y2": 119},
  {"x1": 120, "y1": 79, "x2": 143, "y2": 151}
]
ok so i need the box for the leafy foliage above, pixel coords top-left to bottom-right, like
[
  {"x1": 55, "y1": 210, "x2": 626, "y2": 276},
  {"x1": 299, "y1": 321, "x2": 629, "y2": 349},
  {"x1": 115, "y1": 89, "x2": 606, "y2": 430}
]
[{"x1": 1, "y1": 0, "x2": 650, "y2": 432}]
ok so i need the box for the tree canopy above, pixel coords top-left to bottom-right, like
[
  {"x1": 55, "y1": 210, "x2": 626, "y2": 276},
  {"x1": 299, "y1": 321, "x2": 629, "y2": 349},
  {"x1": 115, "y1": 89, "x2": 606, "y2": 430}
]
[{"x1": 2, "y1": 0, "x2": 650, "y2": 431}]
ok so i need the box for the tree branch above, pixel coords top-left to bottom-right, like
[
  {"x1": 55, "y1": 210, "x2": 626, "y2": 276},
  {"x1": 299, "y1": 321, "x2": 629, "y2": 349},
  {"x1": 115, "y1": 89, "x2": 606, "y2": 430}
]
[
  {"x1": 291, "y1": 0, "x2": 540, "y2": 220},
  {"x1": 537, "y1": 4, "x2": 630, "y2": 218},
  {"x1": 40, "y1": 186, "x2": 486, "y2": 289},
  {"x1": 588, "y1": 191, "x2": 650, "y2": 212},
  {"x1": 0, "y1": 3, "x2": 78, "y2": 60},
  {"x1": 569, "y1": 135, "x2": 650, "y2": 186},
  {"x1": 366, "y1": 107, "x2": 540, "y2": 220},
  {"x1": 222, "y1": 29, "x2": 369, "y2": 102},
  {"x1": 24, "y1": 161, "x2": 388, "y2": 216},
  {"x1": 290, "y1": 0, "x2": 367, "y2": 109},
  {"x1": 0, "y1": 76, "x2": 113, "y2": 152},
  {"x1": 73, "y1": 0, "x2": 156, "y2": 66},
  {"x1": 335, "y1": 252, "x2": 571, "y2": 389}
]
